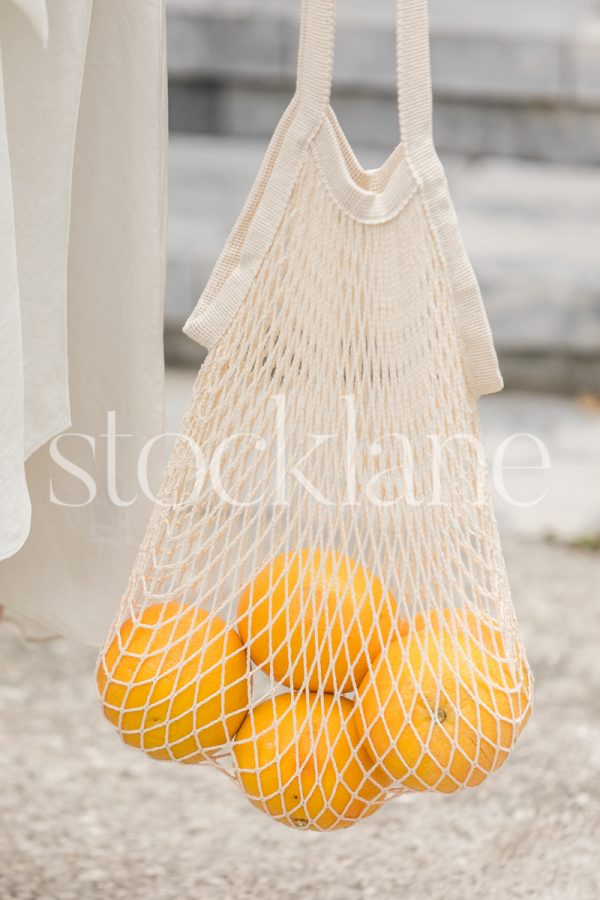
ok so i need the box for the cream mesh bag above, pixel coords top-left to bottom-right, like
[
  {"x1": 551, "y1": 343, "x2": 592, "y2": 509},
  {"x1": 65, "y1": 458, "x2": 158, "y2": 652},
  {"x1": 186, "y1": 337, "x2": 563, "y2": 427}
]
[{"x1": 97, "y1": 0, "x2": 532, "y2": 832}]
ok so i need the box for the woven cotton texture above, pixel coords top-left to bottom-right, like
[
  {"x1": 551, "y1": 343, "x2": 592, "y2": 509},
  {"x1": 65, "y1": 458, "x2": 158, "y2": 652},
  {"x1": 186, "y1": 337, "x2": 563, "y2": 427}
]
[{"x1": 97, "y1": 0, "x2": 532, "y2": 832}]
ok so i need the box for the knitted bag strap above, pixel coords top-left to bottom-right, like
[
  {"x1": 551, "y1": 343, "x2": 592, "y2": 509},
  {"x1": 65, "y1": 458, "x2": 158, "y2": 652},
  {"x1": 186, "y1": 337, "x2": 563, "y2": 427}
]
[
  {"x1": 295, "y1": 0, "x2": 503, "y2": 399},
  {"x1": 295, "y1": 0, "x2": 432, "y2": 157}
]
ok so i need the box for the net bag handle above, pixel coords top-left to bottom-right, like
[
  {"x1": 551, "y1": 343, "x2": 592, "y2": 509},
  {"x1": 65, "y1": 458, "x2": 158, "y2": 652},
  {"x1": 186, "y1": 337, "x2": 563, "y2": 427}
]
[
  {"x1": 293, "y1": 0, "x2": 504, "y2": 400},
  {"x1": 295, "y1": 0, "x2": 433, "y2": 156}
]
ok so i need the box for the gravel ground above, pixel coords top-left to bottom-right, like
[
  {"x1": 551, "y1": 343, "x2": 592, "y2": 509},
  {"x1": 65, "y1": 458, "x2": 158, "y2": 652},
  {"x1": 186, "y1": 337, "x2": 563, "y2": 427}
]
[{"x1": 1, "y1": 538, "x2": 599, "y2": 900}]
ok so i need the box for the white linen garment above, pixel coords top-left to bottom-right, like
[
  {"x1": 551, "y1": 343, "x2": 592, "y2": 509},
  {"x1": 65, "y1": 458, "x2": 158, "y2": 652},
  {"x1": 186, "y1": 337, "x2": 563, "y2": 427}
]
[{"x1": 0, "y1": 0, "x2": 166, "y2": 643}]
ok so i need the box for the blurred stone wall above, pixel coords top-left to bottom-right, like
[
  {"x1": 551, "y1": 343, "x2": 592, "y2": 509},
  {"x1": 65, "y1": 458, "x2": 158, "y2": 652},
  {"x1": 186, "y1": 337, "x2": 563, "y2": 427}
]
[
  {"x1": 167, "y1": 0, "x2": 600, "y2": 163},
  {"x1": 165, "y1": 0, "x2": 600, "y2": 393}
]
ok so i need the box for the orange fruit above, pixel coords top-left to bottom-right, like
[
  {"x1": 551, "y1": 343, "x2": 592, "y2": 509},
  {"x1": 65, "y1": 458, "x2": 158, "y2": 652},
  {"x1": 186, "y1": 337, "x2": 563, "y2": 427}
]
[
  {"x1": 399, "y1": 606, "x2": 532, "y2": 731},
  {"x1": 237, "y1": 549, "x2": 394, "y2": 692},
  {"x1": 400, "y1": 606, "x2": 499, "y2": 644},
  {"x1": 97, "y1": 601, "x2": 249, "y2": 763},
  {"x1": 232, "y1": 692, "x2": 390, "y2": 830},
  {"x1": 356, "y1": 608, "x2": 531, "y2": 792}
]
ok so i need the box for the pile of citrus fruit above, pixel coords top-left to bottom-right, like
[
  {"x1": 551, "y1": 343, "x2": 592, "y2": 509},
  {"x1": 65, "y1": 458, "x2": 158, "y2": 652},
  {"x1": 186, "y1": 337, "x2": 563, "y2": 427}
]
[{"x1": 97, "y1": 549, "x2": 531, "y2": 831}]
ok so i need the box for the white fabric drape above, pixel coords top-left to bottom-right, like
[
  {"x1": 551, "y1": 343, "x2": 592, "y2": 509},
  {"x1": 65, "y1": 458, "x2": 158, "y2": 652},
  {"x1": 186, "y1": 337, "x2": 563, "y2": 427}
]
[
  {"x1": 0, "y1": 0, "x2": 166, "y2": 644},
  {"x1": 1, "y1": 0, "x2": 92, "y2": 560}
]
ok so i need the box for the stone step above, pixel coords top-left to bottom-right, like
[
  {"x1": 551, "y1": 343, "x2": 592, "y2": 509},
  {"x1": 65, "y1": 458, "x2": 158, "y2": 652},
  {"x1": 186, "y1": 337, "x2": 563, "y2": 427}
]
[
  {"x1": 166, "y1": 0, "x2": 600, "y2": 164},
  {"x1": 166, "y1": 133, "x2": 600, "y2": 393}
]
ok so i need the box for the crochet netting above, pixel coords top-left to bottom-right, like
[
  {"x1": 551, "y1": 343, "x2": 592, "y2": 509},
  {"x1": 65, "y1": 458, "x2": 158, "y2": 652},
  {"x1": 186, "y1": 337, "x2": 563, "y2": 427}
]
[{"x1": 97, "y1": 0, "x2": 532, "y2": 831}]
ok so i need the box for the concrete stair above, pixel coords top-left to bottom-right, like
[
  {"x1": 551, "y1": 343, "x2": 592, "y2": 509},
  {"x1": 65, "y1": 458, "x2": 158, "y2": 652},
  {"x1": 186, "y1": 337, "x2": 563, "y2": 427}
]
[
  {"x1": 166, "y1": 133, "x2": 600, "y2": 393},
  {"x1": 167, "y1": 0, "x2": 600, "y2": 165}
]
